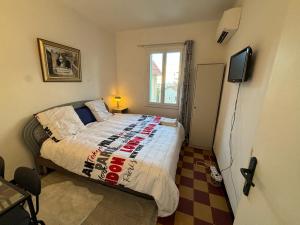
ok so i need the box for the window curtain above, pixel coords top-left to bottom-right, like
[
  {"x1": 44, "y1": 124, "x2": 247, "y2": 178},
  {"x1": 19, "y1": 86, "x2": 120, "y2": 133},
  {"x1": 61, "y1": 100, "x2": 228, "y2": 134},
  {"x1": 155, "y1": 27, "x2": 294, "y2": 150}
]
[{"x1": 179, "y1": 40, "x2": 194, "y2": 142}]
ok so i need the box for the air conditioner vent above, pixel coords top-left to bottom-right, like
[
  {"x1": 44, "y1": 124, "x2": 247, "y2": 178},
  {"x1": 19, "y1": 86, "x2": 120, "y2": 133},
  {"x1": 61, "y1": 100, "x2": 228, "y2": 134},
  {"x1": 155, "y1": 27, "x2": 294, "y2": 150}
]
[
  {"x1": 217, "y1": 31, "x2": 229, "y2": 43},
  {"x1": 216, "y1": 7, "x2": 241, "y2": 44}
]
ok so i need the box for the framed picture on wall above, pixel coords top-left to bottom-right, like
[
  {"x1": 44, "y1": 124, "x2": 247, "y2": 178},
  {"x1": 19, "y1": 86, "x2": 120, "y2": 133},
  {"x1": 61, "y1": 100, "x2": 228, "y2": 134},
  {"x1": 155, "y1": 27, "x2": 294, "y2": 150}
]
[{"x1": 37, "y1": 38, "x2": 81, "y2": 82}]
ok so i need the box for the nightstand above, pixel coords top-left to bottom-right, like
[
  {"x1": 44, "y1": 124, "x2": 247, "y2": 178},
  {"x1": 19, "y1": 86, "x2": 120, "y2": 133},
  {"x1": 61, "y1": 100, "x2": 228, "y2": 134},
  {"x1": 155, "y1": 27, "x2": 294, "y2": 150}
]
[{"x1": 111, "y1": 107, "x2": 128, "y2": 114}]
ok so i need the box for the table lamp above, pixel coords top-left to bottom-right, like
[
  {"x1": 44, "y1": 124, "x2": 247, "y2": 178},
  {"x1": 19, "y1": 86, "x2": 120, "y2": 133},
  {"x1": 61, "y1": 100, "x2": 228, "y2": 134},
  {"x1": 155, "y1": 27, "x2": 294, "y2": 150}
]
[{"x1": 114, "y1": 96, "x2": 121, "y2": 108}]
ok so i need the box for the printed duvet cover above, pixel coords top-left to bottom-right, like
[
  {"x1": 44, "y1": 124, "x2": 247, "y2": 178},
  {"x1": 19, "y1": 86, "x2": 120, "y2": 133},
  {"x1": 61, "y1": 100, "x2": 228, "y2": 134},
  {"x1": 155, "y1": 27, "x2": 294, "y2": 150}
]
[{"x1": 41, "y1": 114, "x2": 184, "y2": 216}]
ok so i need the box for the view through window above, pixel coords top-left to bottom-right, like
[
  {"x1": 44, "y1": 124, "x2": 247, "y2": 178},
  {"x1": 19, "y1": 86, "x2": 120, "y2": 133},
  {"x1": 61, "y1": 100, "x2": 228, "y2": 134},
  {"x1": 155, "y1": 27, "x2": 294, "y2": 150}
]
[{"x1": 149, "y1": 50, "x2": 182, "y2": 105}]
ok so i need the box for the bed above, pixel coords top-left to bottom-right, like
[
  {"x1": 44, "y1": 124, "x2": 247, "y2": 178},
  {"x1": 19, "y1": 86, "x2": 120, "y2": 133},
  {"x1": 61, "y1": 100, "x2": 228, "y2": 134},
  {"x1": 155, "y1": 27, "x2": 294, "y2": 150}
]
[{"x1": 23, "y1": 100, "x2": 184, "y2": 217}]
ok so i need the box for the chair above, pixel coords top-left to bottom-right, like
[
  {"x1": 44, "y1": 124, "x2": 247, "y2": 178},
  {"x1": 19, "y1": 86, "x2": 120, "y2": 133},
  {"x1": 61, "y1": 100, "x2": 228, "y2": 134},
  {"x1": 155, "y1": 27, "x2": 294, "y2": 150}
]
[
  {"x1": 0, "y1": 157, "x2": 45, "y2": 225},
  {"x1": 0, "y1": 156, "x2": 4, "y2": 178},
  {"x1": 14, "y1": 167, "x2": 45, "y2": 225}
]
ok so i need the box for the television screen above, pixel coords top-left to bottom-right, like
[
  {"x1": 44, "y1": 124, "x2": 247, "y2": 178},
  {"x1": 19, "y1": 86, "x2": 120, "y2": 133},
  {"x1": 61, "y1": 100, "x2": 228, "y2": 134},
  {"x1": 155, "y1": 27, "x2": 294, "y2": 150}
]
[{"x1": 228, "y1": 47, "x2": 252, "y2": 82}]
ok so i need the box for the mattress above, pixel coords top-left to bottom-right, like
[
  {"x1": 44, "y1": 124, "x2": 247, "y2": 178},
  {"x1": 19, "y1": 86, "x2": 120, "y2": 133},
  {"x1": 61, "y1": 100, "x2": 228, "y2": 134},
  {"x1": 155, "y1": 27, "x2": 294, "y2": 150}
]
[{"x1": 40, "y1": 113, "x2": 185, "y2": 216}]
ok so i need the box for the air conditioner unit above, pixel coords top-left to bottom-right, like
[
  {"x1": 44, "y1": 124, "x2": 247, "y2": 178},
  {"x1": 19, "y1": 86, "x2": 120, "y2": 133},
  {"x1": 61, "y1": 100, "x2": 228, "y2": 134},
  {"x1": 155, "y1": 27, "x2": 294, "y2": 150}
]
[{"x1": 216, "y1": 7, "x2": 242, "y2": 44}]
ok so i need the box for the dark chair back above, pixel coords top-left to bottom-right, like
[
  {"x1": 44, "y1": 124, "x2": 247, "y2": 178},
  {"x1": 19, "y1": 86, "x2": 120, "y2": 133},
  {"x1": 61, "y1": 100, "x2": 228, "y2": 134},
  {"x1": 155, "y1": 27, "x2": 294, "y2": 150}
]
[
  {"x1": 14, "y1": 167, "x2": 42, "y2": 216},
  {"x1": 14, "y1": 167, "x2": 41, "y2": 196},
  {"x1": 0, "y1": 156, "x2": 4, "y2": 178}
]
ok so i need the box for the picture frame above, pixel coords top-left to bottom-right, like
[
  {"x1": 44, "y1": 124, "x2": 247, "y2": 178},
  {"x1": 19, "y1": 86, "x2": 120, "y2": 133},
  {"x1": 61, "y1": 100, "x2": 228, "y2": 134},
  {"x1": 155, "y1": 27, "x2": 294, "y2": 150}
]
[{"x1": 37, "y1": 38, "x2": 82, "y2": 82}]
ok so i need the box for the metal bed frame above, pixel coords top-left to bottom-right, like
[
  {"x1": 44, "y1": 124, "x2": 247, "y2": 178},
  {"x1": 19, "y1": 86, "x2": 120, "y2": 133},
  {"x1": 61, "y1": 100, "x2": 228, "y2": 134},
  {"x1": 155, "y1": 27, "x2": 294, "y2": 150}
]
[{"x1": 22, "y1": 100, "x2": 153, "y2": 199}]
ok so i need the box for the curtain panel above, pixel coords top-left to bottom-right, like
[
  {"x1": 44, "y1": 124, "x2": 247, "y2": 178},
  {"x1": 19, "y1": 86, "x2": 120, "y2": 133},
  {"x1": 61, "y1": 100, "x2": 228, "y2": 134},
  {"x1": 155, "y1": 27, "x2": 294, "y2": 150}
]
[{"x1": 179, "y1": 40, "x2": 194, "y2": 142}]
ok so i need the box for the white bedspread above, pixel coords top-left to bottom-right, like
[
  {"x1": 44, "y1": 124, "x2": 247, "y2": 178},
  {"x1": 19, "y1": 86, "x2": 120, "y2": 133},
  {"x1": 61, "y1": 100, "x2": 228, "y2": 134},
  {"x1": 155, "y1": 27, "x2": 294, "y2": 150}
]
[{"x1": 41, "y1": 114, "x2": 185, "y2": 217}]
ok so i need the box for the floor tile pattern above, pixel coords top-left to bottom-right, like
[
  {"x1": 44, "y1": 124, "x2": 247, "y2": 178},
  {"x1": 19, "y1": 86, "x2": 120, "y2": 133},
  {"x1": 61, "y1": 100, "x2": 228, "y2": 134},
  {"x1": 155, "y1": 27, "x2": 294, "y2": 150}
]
[{"x1": 157, "y1": 147, "x2": 234, "y2": 225}]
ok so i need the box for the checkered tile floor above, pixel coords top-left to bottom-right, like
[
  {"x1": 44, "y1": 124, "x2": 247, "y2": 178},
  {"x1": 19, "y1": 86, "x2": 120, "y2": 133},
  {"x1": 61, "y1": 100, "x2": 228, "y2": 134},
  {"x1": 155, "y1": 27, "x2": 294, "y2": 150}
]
[{"x1": 157, "y1": 146, "x2": 234, "y2": 225}]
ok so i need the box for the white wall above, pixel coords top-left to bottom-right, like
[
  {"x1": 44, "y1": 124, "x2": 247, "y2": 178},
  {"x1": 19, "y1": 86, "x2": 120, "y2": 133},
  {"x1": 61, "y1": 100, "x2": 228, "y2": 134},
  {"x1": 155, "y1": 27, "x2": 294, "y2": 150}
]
[
  {"x1": 214, "y1": 0, "x2": 289, "y2": 213},
  {"x1": 0, "y1": 0, "x2": 117, "y2": 179},
  {"x1": 116, "y1": 21, "x2": 226, "y2": 118},
  {"x1": 234, "y1": 1, "x2": 300, "y2": 223}
]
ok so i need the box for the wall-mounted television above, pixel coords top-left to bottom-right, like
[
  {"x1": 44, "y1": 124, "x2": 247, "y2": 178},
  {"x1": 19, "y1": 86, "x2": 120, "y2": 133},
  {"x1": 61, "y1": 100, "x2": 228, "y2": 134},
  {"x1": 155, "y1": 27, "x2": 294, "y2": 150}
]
[{"x1": 228, "y1": 46, "x2": 252, "y2": 83}]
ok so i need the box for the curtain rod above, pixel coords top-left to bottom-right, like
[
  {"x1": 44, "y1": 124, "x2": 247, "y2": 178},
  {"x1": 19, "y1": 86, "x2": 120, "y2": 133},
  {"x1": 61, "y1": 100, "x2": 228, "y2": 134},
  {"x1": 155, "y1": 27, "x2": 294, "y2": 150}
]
[{"x1": 137, "y1": 42, "x2": 185, "y2": 48}]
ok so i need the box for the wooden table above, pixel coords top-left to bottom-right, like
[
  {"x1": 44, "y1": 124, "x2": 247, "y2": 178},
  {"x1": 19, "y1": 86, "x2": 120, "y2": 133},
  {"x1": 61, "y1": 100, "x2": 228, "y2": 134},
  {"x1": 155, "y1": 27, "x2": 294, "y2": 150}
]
[{"x1": 111, "y1": 107, "x2": 128, "y2": 114}]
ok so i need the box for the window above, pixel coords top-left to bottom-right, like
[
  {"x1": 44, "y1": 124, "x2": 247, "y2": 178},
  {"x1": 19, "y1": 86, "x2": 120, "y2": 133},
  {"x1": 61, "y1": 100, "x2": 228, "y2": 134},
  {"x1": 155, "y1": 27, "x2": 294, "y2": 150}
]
[{"x1": 149, "y1": 49, "x2": 182, "y2": 107}]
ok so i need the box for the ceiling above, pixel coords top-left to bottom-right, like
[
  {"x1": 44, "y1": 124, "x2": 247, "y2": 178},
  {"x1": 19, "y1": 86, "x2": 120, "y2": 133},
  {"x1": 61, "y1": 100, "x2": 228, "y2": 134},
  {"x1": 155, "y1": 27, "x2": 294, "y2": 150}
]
[{"x1": 61, "y1": 0, "x2": 236, "y2": 32}]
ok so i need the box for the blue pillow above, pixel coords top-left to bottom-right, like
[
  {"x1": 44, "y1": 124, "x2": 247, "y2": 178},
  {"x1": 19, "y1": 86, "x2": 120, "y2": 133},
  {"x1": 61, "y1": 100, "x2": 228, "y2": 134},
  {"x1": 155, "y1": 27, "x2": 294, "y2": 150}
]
[{"x1": 75, "y1": 106, "x2": 96, "y2": 125}]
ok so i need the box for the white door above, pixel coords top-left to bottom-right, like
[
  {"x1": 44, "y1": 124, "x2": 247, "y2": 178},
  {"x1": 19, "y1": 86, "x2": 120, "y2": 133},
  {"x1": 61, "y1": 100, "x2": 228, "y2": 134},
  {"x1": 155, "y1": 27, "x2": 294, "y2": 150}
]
[
  {"x1": 189, "y1": 64, "x2": 224, "y2": 150},
  {"x1": 234, "y1": 1, "x2": 300, "y2": 224}
]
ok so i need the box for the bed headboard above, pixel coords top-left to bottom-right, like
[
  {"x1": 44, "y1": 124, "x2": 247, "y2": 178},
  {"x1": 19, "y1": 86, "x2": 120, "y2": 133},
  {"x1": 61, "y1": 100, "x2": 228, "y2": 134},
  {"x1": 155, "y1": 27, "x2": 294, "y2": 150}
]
[{"x1": 23, "y1": 100, "x2": 109, "y2": 158}]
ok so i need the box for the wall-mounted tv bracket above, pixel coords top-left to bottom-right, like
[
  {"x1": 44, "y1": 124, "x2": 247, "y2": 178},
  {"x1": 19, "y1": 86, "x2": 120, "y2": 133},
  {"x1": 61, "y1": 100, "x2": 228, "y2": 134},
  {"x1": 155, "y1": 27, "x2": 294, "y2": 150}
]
[{"x1": 240, "y1": 157, "x2": 257, "y2": 196}]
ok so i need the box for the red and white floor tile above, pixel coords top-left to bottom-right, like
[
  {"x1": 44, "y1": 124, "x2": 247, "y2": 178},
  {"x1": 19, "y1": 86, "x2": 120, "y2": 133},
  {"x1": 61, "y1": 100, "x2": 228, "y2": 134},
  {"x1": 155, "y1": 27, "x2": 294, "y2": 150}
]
[{"x1": 157, "y1": 147, "x2": 234, "y2": 225}]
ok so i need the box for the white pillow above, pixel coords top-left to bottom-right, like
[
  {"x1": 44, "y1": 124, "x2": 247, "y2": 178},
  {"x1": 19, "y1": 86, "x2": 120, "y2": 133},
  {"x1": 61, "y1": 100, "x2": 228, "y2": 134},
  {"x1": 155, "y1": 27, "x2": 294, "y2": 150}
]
[
  {"x1": 85, "y1": 100, "x2": 112, "y2": 122},
  {"x1": 36, "y1": 106, "x2": 85, "y2": 142}
]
